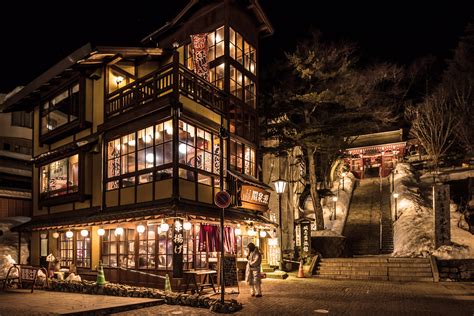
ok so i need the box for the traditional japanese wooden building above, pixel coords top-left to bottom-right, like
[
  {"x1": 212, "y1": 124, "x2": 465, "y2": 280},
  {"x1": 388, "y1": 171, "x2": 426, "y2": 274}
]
[
  {"x1": 344, "y1": 129, "x2": 406, "y2": 179},
  {"x1": 4, "y1": 0, "x2": 276, "y2": 288}
]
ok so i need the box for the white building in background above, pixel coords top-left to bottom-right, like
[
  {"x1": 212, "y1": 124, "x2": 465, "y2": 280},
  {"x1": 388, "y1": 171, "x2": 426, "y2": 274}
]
[{"x1": 0, "y1": 88, "x2": 32, "y2": 218}]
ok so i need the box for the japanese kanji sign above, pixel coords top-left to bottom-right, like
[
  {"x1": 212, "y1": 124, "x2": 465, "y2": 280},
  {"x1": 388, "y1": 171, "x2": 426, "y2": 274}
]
[
  {"x1": 190, "y1": 33, "x2": 209, "y2": 80},
  {"x1": 173, "y1": 219, "x2": 184, "y2": 278},
  {"x1": 240, "y1": 184, "x2": 271, "y2": 212},
  {"x1": 301, "y1": 221, "x2": 311, "y2": 256},
  {"x1": 433, "y1": 184, "x2": 451, "y2": 248}
]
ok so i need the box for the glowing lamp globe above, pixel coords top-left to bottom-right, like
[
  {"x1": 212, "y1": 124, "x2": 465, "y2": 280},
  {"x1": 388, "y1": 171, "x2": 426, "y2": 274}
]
[
  {"x1": 80, "y1": 229, "x2": 89, "y2": 237},
  {"x1": 97, "y1": 228, "x2": 105, "y2": 236},
  {"x1": 115, "y1": 227, "x2": 124, "y2": 236},
  {"x1": 273, "y1": 178, "x2": 287, "y2": 194},
  {"x1": 259, "y1": 230, "x2": 267, "y2": 238},
  {"x1": 183, "y1": 221, "x2": 192, "y2": 231},
  {"x1": 137, "y1": 225, "x2": 146, "y2": 234},
  {"x1": 66, "y1": 230, "x2": 74, "y2": 239}
]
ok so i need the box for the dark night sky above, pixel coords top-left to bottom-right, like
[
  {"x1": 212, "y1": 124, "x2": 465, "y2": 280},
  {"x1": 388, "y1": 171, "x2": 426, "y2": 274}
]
[{"x1": 0, "y1": 1, "x2": 472, "y2": 93}]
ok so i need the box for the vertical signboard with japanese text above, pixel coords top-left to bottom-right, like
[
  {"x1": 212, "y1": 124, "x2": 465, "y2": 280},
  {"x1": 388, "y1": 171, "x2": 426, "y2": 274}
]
[
  {"x1": 433, "y1": 184, "x2": 451, "y2": 248},
  {"x1": 190, "y1": 33, "x2": 209, "y2": 80},
  {"x1": 173, "y1": 219, "x2": 184, "y2": 277},
  {"x1": 301, "y1": 221, "x2": 311, "y2": 257}
]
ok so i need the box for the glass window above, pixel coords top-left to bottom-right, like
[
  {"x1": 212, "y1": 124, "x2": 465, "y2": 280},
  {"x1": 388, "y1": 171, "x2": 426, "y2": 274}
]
[
  {"x1": 209, "y1": 63, "x2": 225, "y2": 90},
  {"x1": 230, "y1": 139, "x2": 243, "y2": 173},
  {"x1": 138, "y1": 225, "x2": 156, "y2": 269},
  {"x1": 101, "y1": 228, "x2": 135, "y2": 268},
  {"x1": 229, "y1": 27, "x2": 256, "y2": 74},
  {"x1": 59, "y1": 232, "x2": 74, "y2": 267},
  {"x1": 76, "y1": 231, "x2": 91, "y2": 268},
  {"x1": 106, "y1": 119, "x2": 173, "y2": 190},
  {"x1": 244, "y1": 147, "x2": 256, "y2": 177},
  {"x1": 41, "y1": 83, "x2": 80, "y2": 134},
  {"x1": 230, "y1": 66, "x2": 243, "y2": 99},
  {"x1": 40, "y1": 154, "x2": 79, "y2": 198},
  {"x1": 244, "y1": 76, "x2": 256, "y2": 108},
  {"x1": 157, "y1": 228, "x2": 173, "y2": 270},
  {"x1": 11, "y1": 111, "x2": 32, "y2": 128},
  {"x1": 207, "y1": 26, "x2": 225, "y2": 62}
]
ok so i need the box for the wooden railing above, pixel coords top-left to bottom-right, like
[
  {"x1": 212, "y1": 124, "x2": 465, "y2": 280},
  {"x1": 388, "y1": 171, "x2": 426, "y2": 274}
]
[{"x1": 105, "y1": 62, "x2": 226, "y2": 118}]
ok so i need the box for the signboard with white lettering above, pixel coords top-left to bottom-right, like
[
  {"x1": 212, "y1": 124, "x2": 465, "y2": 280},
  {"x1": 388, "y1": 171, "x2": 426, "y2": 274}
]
[
  {"x1": 239, "y1": 185, "x2": 270, "y2": 212},
  {"x1": 433, "y1": 184, "x2": 451, "y2": 248},
  {"x1": 301, "y1": 221, "x2": 311, "y2": 256},
  {"x1": 173, "y1": 219, "x2": 184, "y2": 278}
]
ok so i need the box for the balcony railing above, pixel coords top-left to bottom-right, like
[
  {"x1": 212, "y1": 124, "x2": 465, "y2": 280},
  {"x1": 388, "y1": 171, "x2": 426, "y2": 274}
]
[{"x1": 105, "y1": 62, "x2": 226, "y2": 118}]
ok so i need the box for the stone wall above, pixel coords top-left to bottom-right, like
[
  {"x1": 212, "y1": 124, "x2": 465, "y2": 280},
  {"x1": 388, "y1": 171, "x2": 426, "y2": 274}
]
[
  {"x1": 437, "y1": 259, "x2": 474, "y2": 281},
  {"x1": 47, "y1": 279, "x2": 242, "y2": 313}
]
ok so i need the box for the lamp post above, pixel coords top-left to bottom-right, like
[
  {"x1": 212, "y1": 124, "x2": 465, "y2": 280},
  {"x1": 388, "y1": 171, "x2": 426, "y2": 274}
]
[
  {"x1": 273, "y1": 178, "x2": 287, "y2": 271},
  {"x1": 332, "y1": 196, "x2": 338, "y2": 220},
  {"x1": 393, "y1": 192, "x2": 399, "y2": 220}
]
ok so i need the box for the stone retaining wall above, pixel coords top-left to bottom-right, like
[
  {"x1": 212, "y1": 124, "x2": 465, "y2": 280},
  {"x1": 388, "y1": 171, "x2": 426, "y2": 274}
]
[
  {"x1": 437, "y1": 259, "x2": 474, "y2": 281},
  {"x1": 47, "y1": 279, "x2": 242, "y2": 313}
]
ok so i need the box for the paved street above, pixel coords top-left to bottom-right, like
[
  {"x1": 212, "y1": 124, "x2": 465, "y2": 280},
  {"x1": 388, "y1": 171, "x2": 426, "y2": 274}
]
[
  {"x1": 114, "y1": 276, "x2": 474, "y2": 316},
  {"x1": 0, "y1": 277, "x2": 472, "y2": 315}
]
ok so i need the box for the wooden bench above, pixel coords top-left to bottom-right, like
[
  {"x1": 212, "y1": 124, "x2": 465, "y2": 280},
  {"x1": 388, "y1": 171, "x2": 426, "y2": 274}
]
[
  {"x1": 2, "y1": 264, "x2": 48, "y2": 293},
  {"x1": 182, "y1": 269, "x2": 217, "y2": 294}
]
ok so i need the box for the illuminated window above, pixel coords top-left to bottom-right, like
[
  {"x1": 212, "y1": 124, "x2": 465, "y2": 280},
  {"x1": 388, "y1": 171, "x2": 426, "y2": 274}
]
[
  {"x1": 230, "y1": 66, "x2": 243, "y2": 99},
  {"x1": 101, "y1": 228, "x2": 135, "y2": 268},
  {"x1": 138, "y1": 225, "x2": 156, "y2": 269},
  {"x1": 244, "y1": 76, "x2": 256, "y2": 108},
  {"x1": 207, "y1": 26, "x2": 225, "y2": 62},
  {"x1": 244, "y1": 147, "x2": 256, "y2": 177},
  {"x1": 230, "y1": 139, "x2": 243, "y2": 173},
  {"x1": 40, "y1": 154, "x2": 79, "y2": 198},
  {"x1": 230, "y1": 27, "x2": 256, "y2": 74},
  {"x1": 209, "y1": 63, "x2": 225, "y2": 89},
  {"x1": 76, "y1": 231, "x2": 91, "y2": 268},
  {"x1": 106, "y1": 119, "x2": 173, "y2": 190},
  {"x1": 41, "y1": 83, "x2": 79, "y2": 134},
  {"x1": 59, "y1": 232, "x2": 74, "y2": 267}
]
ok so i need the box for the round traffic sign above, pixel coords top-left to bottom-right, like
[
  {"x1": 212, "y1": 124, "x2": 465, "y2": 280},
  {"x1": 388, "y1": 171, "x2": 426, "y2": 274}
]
[{"x1": 214, "y1": 191, "x2": 231, "y2": 209}]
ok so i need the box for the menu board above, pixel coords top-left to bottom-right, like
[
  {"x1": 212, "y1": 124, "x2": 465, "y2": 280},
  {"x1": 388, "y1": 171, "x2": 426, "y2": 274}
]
[{"x1": 217, "y1": 254, "x2": 239, "y2": 292}]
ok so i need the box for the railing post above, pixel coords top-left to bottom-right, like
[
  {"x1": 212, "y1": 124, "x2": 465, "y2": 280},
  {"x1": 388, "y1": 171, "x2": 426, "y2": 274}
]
[{"x1": 173, "y1": 50, "x2": 180, "y2": 101}]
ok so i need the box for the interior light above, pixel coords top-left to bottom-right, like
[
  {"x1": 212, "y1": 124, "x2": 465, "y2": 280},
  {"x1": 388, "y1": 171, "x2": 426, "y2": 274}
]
[
  {"x1": 179, "y1": 143, "x2": 187, "y2": 154},
  {"x1": 97, "y1": 228, "x2": 105, "y2": 236},
  {"x1": 115, "y1": 76, "x2": 124, "y2": 85},
  {"x1": 145, "y1": 135, "x2": 153, "y2": 143},
  {"x1": 115, "y1": 227, "x2": 124, "y2": 236},
  {"x1": 52, "y1": 232, "x2": 60, "y2": 239},
  {"x1": 128, "y1": 139, "x2": 136, "y2": 146},
  {"x1": 80, "y1": 229, "x2": 89, "y2": 237},
  {"x1": 66, "y1": 230, "x2": 74, "y2": 239},
  {"x1": 146, "y1": 153, "x2": 154, "y2": 163},
  {"x1": 247, "y1": 228, "x2": 256, "y2": 237},
  {"x1": 259, "y1": 230, "x2": 267, "y2": 238},
  {"x1": 137, "y1": 225, "x2": 146, "y2": 234},
  {"x1": 183, "y1": 221, "x2": 192, "y2": 231},
  {"x1": 160, "y1": 219, "x2": 169, "y2": 232},
  {"x1": 235, "y1": 224, "x2": 241, "y2": 236}
]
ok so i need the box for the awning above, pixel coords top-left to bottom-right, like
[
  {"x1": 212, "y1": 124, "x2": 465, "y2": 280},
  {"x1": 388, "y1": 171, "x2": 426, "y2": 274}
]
[
  {"x1": 14, "y1": 200, "x2": 276, "y2": 232},
  {"x1": 227, "y1": 170, "x2": 273, "y2": 191}
]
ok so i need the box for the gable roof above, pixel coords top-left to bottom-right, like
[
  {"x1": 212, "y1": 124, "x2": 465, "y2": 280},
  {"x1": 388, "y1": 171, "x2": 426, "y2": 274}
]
[{"x1": 141, "y1": 0, "x2": 273, "y2": 44}]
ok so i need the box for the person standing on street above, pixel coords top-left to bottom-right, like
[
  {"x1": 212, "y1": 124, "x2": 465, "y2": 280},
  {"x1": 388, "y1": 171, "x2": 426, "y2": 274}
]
[{"x1": 245, "y1": 242, "x2": 262, "y2": 297}]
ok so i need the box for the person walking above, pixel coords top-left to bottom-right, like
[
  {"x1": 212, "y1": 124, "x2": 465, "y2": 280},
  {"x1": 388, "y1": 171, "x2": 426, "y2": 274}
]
[{"x1": 245, "y1": 242, "x2": 262, "y2": 297}]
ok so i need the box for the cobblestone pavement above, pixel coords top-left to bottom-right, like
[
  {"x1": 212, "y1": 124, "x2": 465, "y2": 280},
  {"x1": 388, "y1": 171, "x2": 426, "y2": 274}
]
[{"x1": 114, "y1": 276, "x2": 474, "y2": 316}]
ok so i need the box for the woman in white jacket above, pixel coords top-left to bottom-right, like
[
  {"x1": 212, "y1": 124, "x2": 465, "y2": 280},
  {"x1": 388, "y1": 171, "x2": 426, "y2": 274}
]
[{"x1": 245, "y1": 242, "x2": 262, "y2": 297}]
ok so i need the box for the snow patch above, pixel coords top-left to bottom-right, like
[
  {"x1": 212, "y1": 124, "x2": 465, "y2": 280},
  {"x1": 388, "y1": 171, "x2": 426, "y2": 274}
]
[{"x1": 392, "y1": 163, "x2": 474, "y2": 259}]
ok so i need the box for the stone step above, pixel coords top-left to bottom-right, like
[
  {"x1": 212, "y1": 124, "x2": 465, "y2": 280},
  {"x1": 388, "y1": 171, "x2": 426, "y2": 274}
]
[
  {"x1": 315, "y1": 274, "x2": 389, "y2": 281},
  {"x1": 389, "y1": 276, "x2": 434, "y2": 282},
  {"x1": 262, "y1": 267, "x2": 276, "y2": 273}
]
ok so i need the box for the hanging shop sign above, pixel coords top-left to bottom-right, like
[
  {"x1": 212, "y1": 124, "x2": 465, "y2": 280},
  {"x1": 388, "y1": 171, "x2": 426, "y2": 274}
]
[
  {"x1": 190, "y1": 33, "x2": 209, "y2": 80},
  {"x1": 239, "y1": 185, "x2": 270, "y2": 212},
  {"x1": 173, "y1": 219, "x2": 184, "y2": 278}
]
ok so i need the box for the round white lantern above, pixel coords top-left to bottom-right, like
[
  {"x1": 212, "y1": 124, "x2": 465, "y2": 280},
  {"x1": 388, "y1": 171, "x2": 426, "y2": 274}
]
[
  {"x1": 66, "y1": 230, "x2": 74, "y2": 239},
  {"x1": 97, "y1": 228, "x2": 105, "y2": 236},
  {"x1": 80, "y1": 229, "x2": 89, "y2": 237},
  {"x1": 183, "y1": 221, "x2": 192, "y2": 231},
  {"x1": 52, "y1": 232, "x2": 60, "y2": 239},
  {"x1": 115, "y1": 227, "x2": 124, "y2": 236},
  {"x1": 137, "y1": 225, "x2": 146, "y2": 234}
]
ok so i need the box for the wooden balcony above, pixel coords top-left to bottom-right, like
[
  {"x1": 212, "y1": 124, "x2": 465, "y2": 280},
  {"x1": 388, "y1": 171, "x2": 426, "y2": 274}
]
[{"x1": 105, "y1": 62, "x2": 226, "y2": 119}]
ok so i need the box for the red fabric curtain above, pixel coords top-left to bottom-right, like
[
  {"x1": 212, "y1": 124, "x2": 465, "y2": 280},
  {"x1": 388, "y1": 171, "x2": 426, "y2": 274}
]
[{"x1": 199, "y1": 224, "x2": 235, "y2": 253}]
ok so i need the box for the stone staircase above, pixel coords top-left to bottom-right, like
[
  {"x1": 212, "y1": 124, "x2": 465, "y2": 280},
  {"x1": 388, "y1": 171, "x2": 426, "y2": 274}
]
[
  {"x1": 315, "y1": 257, "x2": 434, "y2": 282},
  {"x1": 344, "y1": 178, "x2": 394, "y2": 255}
]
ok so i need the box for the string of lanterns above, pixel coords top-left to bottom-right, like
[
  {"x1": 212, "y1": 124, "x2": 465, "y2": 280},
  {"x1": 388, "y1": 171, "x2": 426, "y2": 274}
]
[{"x1": 47, "y1": 219, "x2": 271, "y2": 238}]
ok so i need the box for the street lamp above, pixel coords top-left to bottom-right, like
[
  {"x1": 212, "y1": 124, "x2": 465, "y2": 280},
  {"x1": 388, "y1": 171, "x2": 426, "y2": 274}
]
[
  {"x1": 273, "y1": 178, "x2": 287, "y2": 271},
  {"x1": 341, "y1": 172, "x2": 347, "y2": 191},
  {"x1": 393, "y1": 192, "x2": 399, "y2": 220},
  {"x1": 332, "y1": 196, "x2": 338, "y2": 220}
]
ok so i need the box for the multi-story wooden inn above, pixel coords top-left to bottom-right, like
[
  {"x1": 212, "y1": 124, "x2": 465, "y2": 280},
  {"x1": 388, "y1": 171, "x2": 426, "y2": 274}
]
[{"x1": 4, "y1": 0, "x2": 276, "y2": 287}]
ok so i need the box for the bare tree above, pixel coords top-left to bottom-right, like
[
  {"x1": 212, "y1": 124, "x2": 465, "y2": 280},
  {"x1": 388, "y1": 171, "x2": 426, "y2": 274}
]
[{"x1": 406, "y1": 89, "x2": 460, "y2": 170}]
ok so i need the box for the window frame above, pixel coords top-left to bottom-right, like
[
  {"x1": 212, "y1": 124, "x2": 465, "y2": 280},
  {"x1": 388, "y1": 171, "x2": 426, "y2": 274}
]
[
  {"x1": 38, "y1": 152, "x2": 87, "y2": 206},
  {"x1": 39, "y1": 76, "x2": 90, "y2": 144},
  {"x1": 11, "y1": 111, "x2": 33, "y2": 128}
]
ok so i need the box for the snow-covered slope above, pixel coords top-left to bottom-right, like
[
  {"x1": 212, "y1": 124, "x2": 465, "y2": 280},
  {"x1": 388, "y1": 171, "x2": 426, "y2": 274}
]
[{"x1": 392, "y1": 163, "x2": 474, "y2": 259}]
